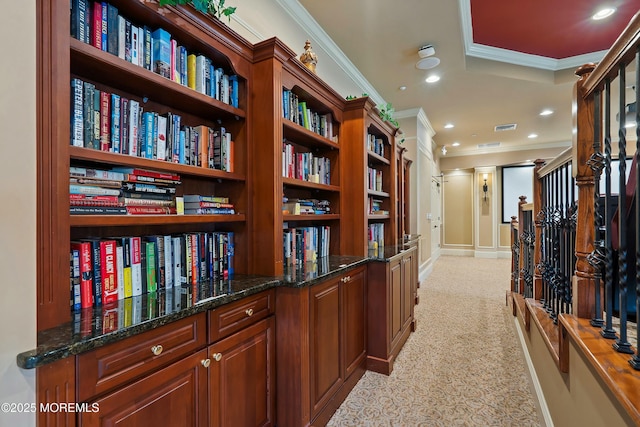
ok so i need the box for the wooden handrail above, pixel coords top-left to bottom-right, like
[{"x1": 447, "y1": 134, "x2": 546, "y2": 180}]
[
  {"x1": 537, "y1": 147, "x2": 572, "y2": 178},
  {"x1": 582, "y1": 11, "x2": 640, "y2": 97}
]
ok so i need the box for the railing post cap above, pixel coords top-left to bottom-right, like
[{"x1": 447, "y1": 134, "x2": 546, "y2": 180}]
[{"x1": 575, "y1": 63, "x2": 596, "y2": 78}]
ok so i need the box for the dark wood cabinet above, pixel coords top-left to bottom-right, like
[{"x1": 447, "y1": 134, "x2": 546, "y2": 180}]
[
  {"x1": 208, "y1": 316, "x2": 275, "y2": 427},
  {"x1": 80, "y1": 348, "x2": 209, "y2": 427},
  {"x1": 276, "y1": 266, "x2": 367, "y2": 427},
  {"x1": 367, "y1": 246, "x2": 416, "y2": 375}
]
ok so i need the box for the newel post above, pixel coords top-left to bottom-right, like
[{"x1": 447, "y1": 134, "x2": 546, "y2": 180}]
[
  {"x1": 532, "y1": 159, "x2": 546, "y2": 301},
  {"x1": 572, "y1": 63, "x2": 599, "y2": 319},
  {"x1": 517, "y1": 195, "x2": 528, "y2": 295},
  {"x1": 510, "y1": 215, "x2": 519, "y2": 293}
]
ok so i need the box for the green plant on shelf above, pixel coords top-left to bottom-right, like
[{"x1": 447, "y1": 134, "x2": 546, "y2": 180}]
[
  {"x1": 378, "y1": 102, "x2": 399, "y2": 128},
  {"x1": 345, "y1": 93, "x2": 369, "y2": 100},
  {"x1": 159, "y1": 0, "x2": 237, "y2": 21}
]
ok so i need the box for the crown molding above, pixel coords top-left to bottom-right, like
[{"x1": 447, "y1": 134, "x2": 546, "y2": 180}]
[
  {"x1": 275, "y1": 0, "x2": 386, "y2": 106},
  {"x1": 458, "y1": 0, "x2": 607, "y2": 71},
  {"x1": 445, "y1": 139, "x2": 571, "y2": 157},
  {"x1": 229, "y1": 13, "x2": 264, "y2": 41}
]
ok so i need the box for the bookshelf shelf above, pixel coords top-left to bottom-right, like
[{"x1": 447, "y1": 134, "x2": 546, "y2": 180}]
[
  {"x1": 70, "y1": 146, "x2": 246, "y2": 181},
  {"x1": 283, "y1": 121, "x2": 340, "y2": 150},
  {"x1": 367, "y1": 189, "x2": 390, "y2": 198},
  {"x1": 70, "y1": 213, "x2": 246, "y2": 227},
  {"x1": 71, "y1": 38, "x2": 246, "y2": 121},
  {"x1": 367, "y1": 150, "x2": 390, "y2": 165},
  {"x1": 368, "y1": 214, "x2": 390, "y2": 220},
  {"x1": 283, "y1": 214, "x2": 340, "y2": 222},
  {"x1": 282, "y1": 177, "x2": 340, "y2": 192}
]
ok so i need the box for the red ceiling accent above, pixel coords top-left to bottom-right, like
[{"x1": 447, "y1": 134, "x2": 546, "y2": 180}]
[{"x1": 471, "y1": 0, "x2": 640, "y2": 59}]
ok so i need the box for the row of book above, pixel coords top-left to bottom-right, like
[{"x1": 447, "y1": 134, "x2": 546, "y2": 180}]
[
  {"x1": 368, "y1": 223, "x2": 385, "y2": 251},
  {"x1": 182, "y1": 194, "x2": 236, "y2": 215},
  {"x1": 70, "y1": 231, "x2": 235, "y2": 310},
  {"x1": 71, "y1": 0, "x2": 239, "y2": 107},
  {"x1": 70, "y1": 166, "x2": 180, "y2": 215},
  {"x1": 368, "y1": 197, "x2": 389, "y2": 215},
  {"x1": 282, "y1": 89, "x2": 336, "y2": 142},
  {"x1": 71, "y1": 78, "x2": 235, "y2": 171},
  {"x1": 282, "y1": 143, "x2": 331, "y2": 184},
  {"x1": 283, "y1": 226, "x2": 330, "y2": 266},
  {"x1": 367, "y1": 167, "x2": 384, "y2": 192},
  {"x1": 368, "y1": 133, "x2": 387, "y2": 158},
  {"x1": 72, "y1": 280, "x2": 228, "y2": 338},
  {"x1": 282, "y1": 197, "x2": 330, "y2": 215}
]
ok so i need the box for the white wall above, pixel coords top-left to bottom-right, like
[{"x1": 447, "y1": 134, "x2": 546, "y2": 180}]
[{"x1": 0, "y1": 1, "x2": 37, "y2": 426}]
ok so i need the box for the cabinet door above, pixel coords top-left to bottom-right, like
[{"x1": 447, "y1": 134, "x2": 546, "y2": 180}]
[
  {"x1": 79, "y1": 349, "x2": 208, "y2": 427},
  {"x1": 309, "y1": 276, "x2": 342, "y2": 417},
  {"x1": 389, "y1": 257, "x2": 403, "y2": 347},
  {"x1": 342, "y1": 267, "x2": 366, "y2": 377},
  {"x1": 402, "y1": 252, "x2": 414, "y2": 328},
  {"x1": 209, "y1": 316, "x2": 275, "y2": 427}
]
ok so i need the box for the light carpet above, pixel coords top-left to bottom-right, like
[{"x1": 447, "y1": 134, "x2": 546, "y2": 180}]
[{"x1": 327, "y1": 256, "x2": 543, "y2": 427}]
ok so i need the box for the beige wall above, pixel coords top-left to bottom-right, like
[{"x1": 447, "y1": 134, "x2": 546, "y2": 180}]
[
  {"x1": 0, "y1": 1, "x2": 37, "y2": 426},
  {"x1": 516, "y1": 313, "x2": 636, "y2": 427},
  {"x1": 499, "y1": 224, "x2": 512, "y2": 248}
]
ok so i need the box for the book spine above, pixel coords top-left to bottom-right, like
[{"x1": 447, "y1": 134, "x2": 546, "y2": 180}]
[
  {"x1": 156, "y1": 114, "x2": 167, "y2": 161},
  {"x1": 71, "y1": 249, "x2": 81, "y2": 311},
  {"x1": 92, "y1": 87, "x2": 101, "y2": 149},
  {"x1": 117, "y1": 15, "x2": 126, "y2": 60},
  {"x1": 88, "y1": 240, "x2": 102, "y2": 306},
  {"x1": 122, "y1": 237, "x2": 132, "y2": 298},
  {"x1": 115, "y1": 242, "x2": 124, "y2": 300},
  {"x1": 99, "y1": 90, "x2": 110, "y2": 151},
  {"x1": 187, "y1": 54, "x2": 196, "y2": 90},
  {"x1": 164, "y1": 235, "x2": 173, "y2": 288},
  {"x1": 69, "y1": 185, "x2": 120, "y2": 196},
  {"x1": 124, "y1": 19, "x2": 131, "y2": 62},
  {"x1": 155, "y1": 236, "x2": 165, "y2": 289},
  {"x1": 107, "y1": 4, "x2": 118, "y2": 56},
  {"x1": 130, "y1": 237, "x2": 142, "y2": 296},
  {"x1": 71, "y1": 242, "x2": 93, "y2": 309},
  {"x1": 128, "y1": 99, "x2": 139, "y2": 156},
  {"x1": 145, "y1": 241, "x2": 157, "y2": 292},
  {"x1": 91, "y1": 1, "x2": 102, "y2": 49},
  {"x1": 172, "y1": 236, "x2": 183, "y2": 286},
  {"x1": 110, "y1": 93, "x2": 121, "y2": 152},
  {"x1": 100, "y1": 240, "x2": 118, "y2": 304},
  {"x1": 100, "y1": 2, "x2": 108, "y2": 52},
  {"x1": 71, "y1": 78, "x2": 84, "y2": 147},
  {"x1": 143, "y1": 26, "x2": 152, "y2": 71}
]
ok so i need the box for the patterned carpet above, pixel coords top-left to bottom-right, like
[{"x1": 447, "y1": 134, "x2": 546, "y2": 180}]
[{"x1": 327, "y1": 256, "x2": 543, "y2": 426}]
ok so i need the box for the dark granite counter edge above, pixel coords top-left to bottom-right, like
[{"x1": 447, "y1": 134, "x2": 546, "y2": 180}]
[{"x1": 17, "y1": 256, "x2": 370, "y2": 370}]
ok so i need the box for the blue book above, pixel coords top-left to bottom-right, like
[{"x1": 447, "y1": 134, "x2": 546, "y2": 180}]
[
  {"x1": 179, "y1": 129, "x2": 186, "y2": 164},
  {"x1": 143, "y1": 26, "x2": 152, "y2": 71},
  {"x1": 142, "y1": 111, "x2": 154, "y2": 159},
  {"x1": 151, "y1": 28, "x2": 171, "y2": 78},
  {"x1": 70, "y1": 78, "x2": 84, "y2": 147},
  {"x1": 179, "y1": 46, "x2": 187, "y2": 87},
  {"x1": 100, "y1": 2, "x2": 108, "y2": 52},
  {"x1": 208, "y1": 63, "x2": 215, "y2": 97},
  {"x1": 110, "y1": 93, "x2": 121, "y2": 153},
  {"x1": 227, "y1": 232, "x2": 234, "y2": 276},
  {"x1": 106, "y1": 3, "x2": 119, "y2": 56},
  {"x1": 229, "y1": 75, "x2": 238, "y2": 108}
]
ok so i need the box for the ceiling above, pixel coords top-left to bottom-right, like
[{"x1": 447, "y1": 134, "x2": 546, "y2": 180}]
[{"x1": 297, "y1": 0, "x2": 640, "y2": 163}]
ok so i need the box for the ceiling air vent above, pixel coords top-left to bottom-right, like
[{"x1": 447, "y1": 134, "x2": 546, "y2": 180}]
[
  {"x1": 494, "y1": 123, "x2": 517, "y2": 132},
  {"x1": 477, "y1": 142, "x2": 501, "y2": 149}
]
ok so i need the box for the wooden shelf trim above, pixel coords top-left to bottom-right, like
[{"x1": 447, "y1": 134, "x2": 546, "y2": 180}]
[
  {"x1": 70, "y1": 213, "x2": 246, "y2": 227},
  {"x1": 367, "y1": 214, "x2": 390, "y2": 220},
  {"x1": 70, "y1": 38, "x2": 245, "y2": 120},
  {"x1": 367, "y1": 150, "x2": 390, "y2": 165},
  {"x1": 525, "y1": 298, "x2": 560, "y2": 367},
  {"x1": 283, "y1": 214, "x2": 340, "y2": 222},
  {"x1": 283, "y1": 120, "x2": 340, "y2": 150},
  {"x1": 367, "y1": 189, "x2": 390, "y2": 198},
  {"x1": 282, "y1": 177, "x2": 340, "y2": 192},
  {"x1": 70, "y1": 146, "x2": 246, "y2": 181}
]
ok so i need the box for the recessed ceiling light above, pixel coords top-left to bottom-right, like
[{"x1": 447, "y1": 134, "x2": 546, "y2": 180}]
[
  {"x1": 425, "y1": 75, "x2": 440, "y2": 83},
  {"x1": 592, "y1": 8, "x2": 616, "y2": 20},
  {"x1": 540, "y1": 109, "x2": 554, "y2": 116},
  {"x1": 452, "y1": 142, "x2": 460, "y2": 147},
  {"x1": 444, "y1": 123, "x2": 454, "y2": 129},
  {"x1": 528, "y1": 133, "x2": 538, "y2": 139},
  {"x1": 399, "y1": 86, "x2": 407, "y2": 91}
]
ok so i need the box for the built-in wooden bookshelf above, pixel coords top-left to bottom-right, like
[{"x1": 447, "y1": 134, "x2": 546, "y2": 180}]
[
  {"x1": 39, "y1": 0, "x2": 253, "y2": 330},
  {"x1": 251, "y1": 38, "x2": 345, "y2": 276},
  {"x1": 342, "y1": 97, "x2": 397, "y2": 256}
]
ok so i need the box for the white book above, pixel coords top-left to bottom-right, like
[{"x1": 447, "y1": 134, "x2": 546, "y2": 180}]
[
  {"x1": 222, "y1": 74, "x2": 230, "y2": 104},
  {"x1": 131, "y1": 25, "x2": 139, "y2": 66},
  {"x1": 164, "y1": 235, "x2": 173, "y2": 288},
  {"x1": 115, "y1": 245, "x2": 124, "y2": 300},
  {"x1": 130, "y1": 237, "x2": 143, "y2": 296},
  {"x1": 156, "y1": 114, "x2": 167, "y2": 161},
  {"x1": 195, "y1": 55, "x2": 206, "y2": 94},
  {"x1": 214, "y1": 68, "x2": 223, "y2": 100},
  {"x1": 117, "y1": 15, "x2": 126, "y2": 60}
]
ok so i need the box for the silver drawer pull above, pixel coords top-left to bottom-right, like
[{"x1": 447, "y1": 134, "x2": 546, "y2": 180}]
[
  {"x1": 245, "y1": 308, "x2": 254, "y2": 316},
  {"x1": 213, "y1": 352, "x2": 222, "y2": 362},
  {"x1": 201, "y1": 359, "x2": 211, "y2": 368},
  {"x1": 151, "y1": 345, "x2": 163, "y2": 356}
]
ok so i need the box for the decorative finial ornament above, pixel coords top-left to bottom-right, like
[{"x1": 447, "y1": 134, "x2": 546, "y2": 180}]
[{"x1": 300, "y1": 40, "x2": 318, "y2": 73}]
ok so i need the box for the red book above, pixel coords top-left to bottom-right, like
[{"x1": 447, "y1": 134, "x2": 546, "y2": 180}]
[
  {"x1": 100, "y1": 91, "x2": 111, "y2": 151},
  {"x1": 91, "y1": 2, "x2": 102, "y2": 49},
  {"x1": 71, "y1": 241, "x2": 93, "y2": 309},
  {"x1": 112, "y1": 167, "x2": 180, "y2": 181},
  {"x1": 100, "y1": 240, "x2": 118, "y2": 304}
]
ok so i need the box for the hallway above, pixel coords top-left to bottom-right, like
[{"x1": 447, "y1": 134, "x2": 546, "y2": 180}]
[{"x1": 328, "y1": 256, "x2": 543, "y2": 426}]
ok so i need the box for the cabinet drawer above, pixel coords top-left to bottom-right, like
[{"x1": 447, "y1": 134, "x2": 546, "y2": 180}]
[
  {"x1": 77, "y1": 313, "x2": 207, "y2": 402},
  {"x1": 209, "y1": 289, "x2": 275, "y2": 343}
]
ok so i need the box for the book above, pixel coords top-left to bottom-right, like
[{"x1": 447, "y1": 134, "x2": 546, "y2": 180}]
[
  {"x1": 70, "y1": 166, "x2": 125, "y2": 181},
  {"x1": 70, "y1": 78, "x2": 84, "y2": 147},
  {"x1": 82, "y1": 81, "x2": 96, "y2": 149},
  {"x1": 143, "y1": 26, "x2": 152, "y2": 71},
  {"x1": 187, "y1": 54, "x2": 196, "y2": 89},
  {"x1": 144, "y1": 240, "x2": 157, "y2": 292},
  {"x1": 130, "y1": 237, "x2": 142, "y2": 296},
  {"x1": 70, "y1": 249, "x2": 81, "y2": 311},
  {"x1": 112, "y1": 167, "x2": 180, "y2": 182},
  {"x1": 125, "y1": 206, "x2": 176, "y2": 215},
  {"x1": 121, "y1": 237, "x2": 132, "y2": 298},
  {"x1": 130, "y1": 24, "x2": 139, "y2": 66},
  {"x1": 156, "y1": 114, "x2": 167, "y2": 161},
  {"x1": 69, "y1": 184, "x2": 121, "y2": 196},
  {"x1": 115, "y1": 242, "x2": 124, "y2": 300},
  {"x1": 110, "y1": 93, "x2": 121, "y2": 152},
  {"x1": 117, "y1": 15, "x2": 126, "y2": 60},
  {"x1": 100, "y1": 1, "x2": 108, "y2": 52},
  {"x1": 99, "y1": 90, "x2": 110, "y2": 151},
  {"x1": 182, "y1": 194, "x2": 229, "y2": 203},
  {"x1": 152, "y1": 28, "x2": 171, "y2": 78},
  {"x1": 100, "y1": 240, "x2": 118, "y2": 304},
  {"x1": 91, "y1": 1, "x2": 102, "y2": 49},
  {"x1": 83, "y1": 239, "x2": 103, "y2": 307},
  {"x1": 128, "y1": 99, "x2": 140, "y2": 156},
  {"x1": 71, "y1": 0, "x2": 89, "y2": 43},
  {"x1": 163, "y1": 235, "x2": 173, "y2": 288},
  {"x1": 71, "y1": 241, "x2": 93, "y2": 308},
  {"x1": 70, "y1": 206, "x2": 127, "y2": 215},
  {"x1": 106, "y1": 3, "x2": 118, "y2": 56}
]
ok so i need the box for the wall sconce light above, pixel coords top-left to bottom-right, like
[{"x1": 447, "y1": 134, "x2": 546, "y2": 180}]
[{"x1": 482, "y1": 173, "x2": 488, "y2": 201}]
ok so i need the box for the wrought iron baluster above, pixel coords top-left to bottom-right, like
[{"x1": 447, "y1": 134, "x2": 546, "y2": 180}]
[
  {"x1": 614, "y1": 64, "x2": 633, "y2": 354},
  {"x1": 630, "y1": 47, "x2": 640, "y2": 369}
]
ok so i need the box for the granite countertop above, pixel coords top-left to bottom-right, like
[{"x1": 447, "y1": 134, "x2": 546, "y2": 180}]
[
  {"x1": 17, "y1": 255, "x2": 369, "y2": 369},
  {"x1": 368, "y1": 237, "x2": 420, "y2": 262}
]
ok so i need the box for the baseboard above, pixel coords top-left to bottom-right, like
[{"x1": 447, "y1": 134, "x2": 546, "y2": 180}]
[
  {"x1": 440, "y1": 248, "x2": 474, "y2": 257},
  {"x1": 474, "y1": 250, "x2": 498, "y2": 258},
  {"x1": 497, "y1": 250, "x2": 512, "y2": 259},
  {"x1": 513, "y1": 317, "x2": 554, "y2": 427}
]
